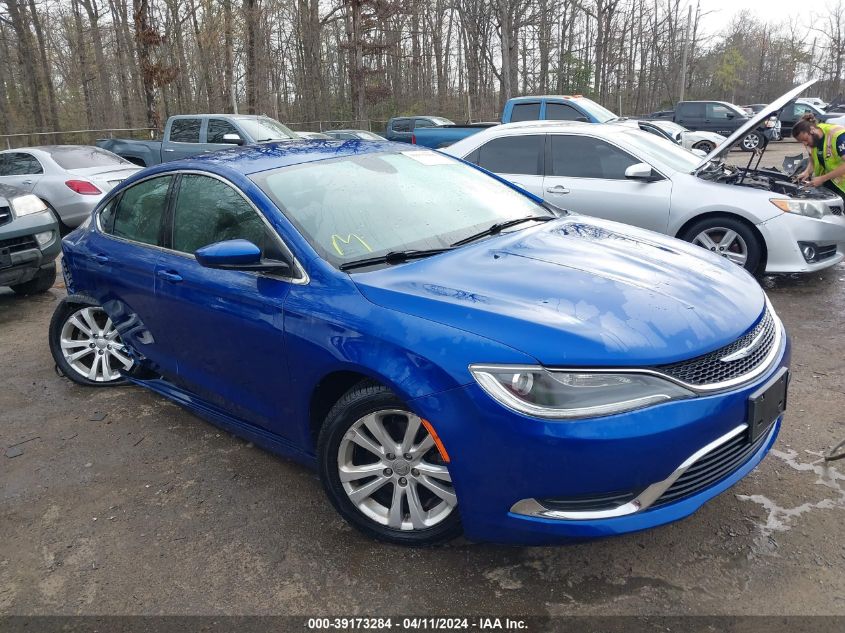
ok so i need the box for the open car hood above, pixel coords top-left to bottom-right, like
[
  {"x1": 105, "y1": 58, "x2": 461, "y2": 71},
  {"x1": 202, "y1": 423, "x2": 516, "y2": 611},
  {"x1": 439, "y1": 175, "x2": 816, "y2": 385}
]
[{"x1": 693, "y1": 79, "x2": 817, "y2": 173}]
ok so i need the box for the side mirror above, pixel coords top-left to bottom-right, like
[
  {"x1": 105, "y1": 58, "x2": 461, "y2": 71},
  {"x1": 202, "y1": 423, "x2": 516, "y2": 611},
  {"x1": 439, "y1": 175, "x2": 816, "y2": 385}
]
[
  {"x1": 726, "y1": 112, "x2": 736, "y2": 119},
  {"x1": 195, "y1": 239, "x2": 291, "y2": 274},
  {"x1": 222, "y1": 133, "x2": 245, "y2": 146},
  {"x1": 576, "y1": 116, "x2": 589, "y2": 123},
  {"x1": 624, "y1": 163, "x2": 659, "y2": 181}
]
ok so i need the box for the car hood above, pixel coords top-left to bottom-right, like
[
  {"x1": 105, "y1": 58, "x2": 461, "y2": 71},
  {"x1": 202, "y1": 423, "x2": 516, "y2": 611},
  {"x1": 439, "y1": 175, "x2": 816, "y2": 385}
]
[
  {"x1": 353, "y1": 217, "x2": 765, "y2": 366},
  {"x1": 693, "y1": 79, "x2": 817, "y2": 172}
]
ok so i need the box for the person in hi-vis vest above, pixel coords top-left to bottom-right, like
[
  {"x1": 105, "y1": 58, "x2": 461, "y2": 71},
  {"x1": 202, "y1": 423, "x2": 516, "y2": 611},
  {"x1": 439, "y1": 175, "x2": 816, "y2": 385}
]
[{"x1": 792, "y1": 112, "x2": 845, "y2": 202}]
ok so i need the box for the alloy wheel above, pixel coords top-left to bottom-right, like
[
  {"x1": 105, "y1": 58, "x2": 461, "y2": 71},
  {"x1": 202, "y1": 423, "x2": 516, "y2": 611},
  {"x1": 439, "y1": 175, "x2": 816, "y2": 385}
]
[
  {"x1": 742, "y1": 133, "x2": 760, "y2": 150},
  {"x1": 692, "y1": 228, "x2": 748, "y2": 266},
  {"x1": 337, "y1": 409, "x2": 456, "y2": 531},
  {"x1": 59, "y1": 306, "x2": 133, "y2": 382}
]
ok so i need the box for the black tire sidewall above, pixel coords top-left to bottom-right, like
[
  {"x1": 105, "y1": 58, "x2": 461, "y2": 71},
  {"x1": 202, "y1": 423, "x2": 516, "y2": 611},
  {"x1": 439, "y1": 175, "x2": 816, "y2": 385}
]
[
  {"x1": 49, "y1": 300, "x2": 128, "y2": 387},
  {"x1": 681, "y1": 217, "x2": 763, "y2": 273},
  {"x1": 693, "y1": 141, "x2": 715, "y2": 153},
  {"x1": 317, "y1": 384, "x2": 462, "y2": 546}
]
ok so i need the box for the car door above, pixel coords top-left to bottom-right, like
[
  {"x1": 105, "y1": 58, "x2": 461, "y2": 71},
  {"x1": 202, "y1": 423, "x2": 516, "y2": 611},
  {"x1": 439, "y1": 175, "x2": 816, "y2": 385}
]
[
  {"x1": 465, "y1": 134, "x2": 545, "y2": 197},
  {"x1": 152, "y1": 172, "x2": 298, "y2": 437},
  {"x1": 390, "y1": 118, "x2": 413, "y2": 143},
  {"x1": 675, "y1": 102, "x2": 705, "y2": 131},
  {"x1": 543, "y1": 101, "x2": 587, "y2": 122},
  {"x1": 162, "y1": 118, "x2": 203, "y2": 161},
  {"x1": 0, "y1": 152, "x2": 45, "y2": 192},
  {"x1": 542, "y1": 134, "x2": 672, "y2": 234},
  {"x1": 79, "y1": 174, "x2": 175, "y2": 375},
  {"x1": 205, "y1": 118, "x2": 244, "y2": 151},
  {"x1": 509, "y1": 102, "x2": 541, "y2": 122},
  {"x1": 705, "y1": 103, "x2": 740, "y2": 136}
]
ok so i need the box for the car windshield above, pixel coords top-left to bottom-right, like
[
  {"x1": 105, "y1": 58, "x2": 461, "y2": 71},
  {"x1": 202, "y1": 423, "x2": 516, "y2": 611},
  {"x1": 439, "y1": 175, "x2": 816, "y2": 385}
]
[
  {"x1": 618, "y1": 129, "x2": 703, "y2": 172},
  {"x1": 251, "y1": 150, "x2": 550, "y2": 269},
  {"x1": 48, "y1": 147, "x2": 132, "y2": 170},
  {"x1": 575, "y1": 99, "x2": 617, "y2": 123},
  {"x1": 236, "y1": 117, "x2": 298, "y2": 141}
]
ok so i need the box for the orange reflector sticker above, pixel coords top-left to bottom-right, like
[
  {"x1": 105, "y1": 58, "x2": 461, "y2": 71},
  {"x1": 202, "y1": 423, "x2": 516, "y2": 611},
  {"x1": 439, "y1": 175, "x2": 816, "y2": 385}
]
[{"x1": 421, "y1": 418, "x2": 450, "y2": 463}]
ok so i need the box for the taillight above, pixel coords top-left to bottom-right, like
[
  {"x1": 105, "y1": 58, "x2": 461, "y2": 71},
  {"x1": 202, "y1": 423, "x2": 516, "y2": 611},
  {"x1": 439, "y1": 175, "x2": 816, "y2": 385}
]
[
  {"x1": 411, "y1": 134, "x2": 417, "y2": 144},
  {"x1": 65, "y1": 180, "x2": 102, "y2": 195}
]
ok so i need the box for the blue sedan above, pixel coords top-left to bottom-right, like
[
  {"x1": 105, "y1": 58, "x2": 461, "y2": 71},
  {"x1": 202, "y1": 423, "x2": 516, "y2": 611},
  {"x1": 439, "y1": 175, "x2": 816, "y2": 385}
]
[{"x1": 49, "y1": 140, "x2": 789, "y2": 545}]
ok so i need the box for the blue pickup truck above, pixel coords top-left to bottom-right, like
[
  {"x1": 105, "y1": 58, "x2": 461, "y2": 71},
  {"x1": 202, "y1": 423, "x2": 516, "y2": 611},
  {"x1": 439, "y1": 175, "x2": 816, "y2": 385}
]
[
  {"x1": 97, "y1": 114, "x2": 300, "y2": 167},
  {"x1": 392, "y1": 95, "x2": 618, "y2": 149}
]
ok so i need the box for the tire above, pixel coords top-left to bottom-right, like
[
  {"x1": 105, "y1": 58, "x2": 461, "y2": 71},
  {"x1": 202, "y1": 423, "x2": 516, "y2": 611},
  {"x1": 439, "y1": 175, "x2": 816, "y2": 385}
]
[
  {"x1": 680, "y1": 216, "x2": 763, "y2": 273},
  {"x1": 49, "y1": 299, "x2": 133, "y2": 386},
  {"x1": 740, "y1": 131, "x2": 762, "y2": 152},
  {"x1": 692, "y1": 140, "x2": 715, "y2": 154},
  {"x1": 317, "y1": 383, "x2": 461, "y2": 545},
  {"x1": 10, "y1": 264, "x2": 56, "y2": 295}
]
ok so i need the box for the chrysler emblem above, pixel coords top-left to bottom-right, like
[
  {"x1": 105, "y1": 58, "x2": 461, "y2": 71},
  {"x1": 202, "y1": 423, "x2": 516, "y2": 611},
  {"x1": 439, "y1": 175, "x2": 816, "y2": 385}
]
[{"x1": 720, "y1": 328, "x2": 765, "y2": 363}]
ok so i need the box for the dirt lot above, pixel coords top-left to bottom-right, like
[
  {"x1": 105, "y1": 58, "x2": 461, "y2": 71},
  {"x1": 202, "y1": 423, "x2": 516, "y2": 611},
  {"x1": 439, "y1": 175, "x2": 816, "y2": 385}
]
[{"x1": 2, "y1": 139, "x2": 844, "y2": 618}]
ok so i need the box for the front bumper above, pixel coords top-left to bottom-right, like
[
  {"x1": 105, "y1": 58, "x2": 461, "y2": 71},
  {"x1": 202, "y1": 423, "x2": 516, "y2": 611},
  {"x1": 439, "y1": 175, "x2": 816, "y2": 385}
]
[
  {"x1": 758, "y1": 210, "x2": 845, "y2": 273},
  {"x1": 409, "y1": 332, "x2": 790, "y2": 545},
  {"x1": 0, "y1": 210, "x2": 60, "y2": 287}
]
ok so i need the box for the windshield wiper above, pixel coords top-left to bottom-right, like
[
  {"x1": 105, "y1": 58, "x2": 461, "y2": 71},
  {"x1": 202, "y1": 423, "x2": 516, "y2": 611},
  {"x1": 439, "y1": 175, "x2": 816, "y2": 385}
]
[
  {"x1": 450, "y1": 215, "x2": 554, "y2": 248},
  {"x1": 339, "y1": 248, "x2": 451, "y2": 271}
]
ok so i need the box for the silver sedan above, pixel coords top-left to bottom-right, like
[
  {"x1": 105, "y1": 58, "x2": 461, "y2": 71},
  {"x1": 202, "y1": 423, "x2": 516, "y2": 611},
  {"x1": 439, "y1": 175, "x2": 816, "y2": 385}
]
[{"x1": 0, "y1": 146, "x2": 140, "y2": 232}]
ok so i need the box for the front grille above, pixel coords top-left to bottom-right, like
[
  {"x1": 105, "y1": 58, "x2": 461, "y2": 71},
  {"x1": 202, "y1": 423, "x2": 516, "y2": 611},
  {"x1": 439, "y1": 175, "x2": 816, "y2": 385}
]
[
  {"x1": 656, "y1": 308, "x2": 776, "y2": 386},
  {"x1": 0, "y1": 206, "x2": 11, "y2": 227},
  {"x1": 539, "y1": 490, "x2": 640, "y2": 513},
  {"x1": 653, "y1": 427, "x2": 771, "y2": 507},
  {"x1": 830, "y1": 205, "x2": 843, "y2": 216},
  {"x1": 0, "y1": 235, "x2": 38, "y2": 253}
]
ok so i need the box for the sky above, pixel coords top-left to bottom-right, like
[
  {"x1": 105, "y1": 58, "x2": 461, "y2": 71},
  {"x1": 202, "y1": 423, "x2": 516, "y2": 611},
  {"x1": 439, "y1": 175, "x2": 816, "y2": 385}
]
[{"x1": 696, "y1": 0, "x2": 818, "y2": 38}]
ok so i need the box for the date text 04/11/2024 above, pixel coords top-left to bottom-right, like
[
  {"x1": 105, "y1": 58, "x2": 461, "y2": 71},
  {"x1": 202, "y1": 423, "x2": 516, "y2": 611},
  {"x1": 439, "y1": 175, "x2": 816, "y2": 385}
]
[{"x1": 305, "y1": 617, "x2": 529, "y2": 630}]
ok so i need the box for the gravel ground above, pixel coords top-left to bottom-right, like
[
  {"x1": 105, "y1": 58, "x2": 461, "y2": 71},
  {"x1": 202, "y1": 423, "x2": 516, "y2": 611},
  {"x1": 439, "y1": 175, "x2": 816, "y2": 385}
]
[{"x1": 1, "y1": 139, "x2": 844, "y2": 618}]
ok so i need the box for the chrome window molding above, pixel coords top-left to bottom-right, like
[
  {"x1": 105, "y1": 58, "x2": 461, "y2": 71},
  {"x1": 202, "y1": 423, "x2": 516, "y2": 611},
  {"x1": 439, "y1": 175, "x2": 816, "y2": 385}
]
[
  {"x1": 510, "y1": 421, "x2": 776, "y2": 521},
  {"x1": 94, "y1": 169, "x2": 309, "y2": 286}
]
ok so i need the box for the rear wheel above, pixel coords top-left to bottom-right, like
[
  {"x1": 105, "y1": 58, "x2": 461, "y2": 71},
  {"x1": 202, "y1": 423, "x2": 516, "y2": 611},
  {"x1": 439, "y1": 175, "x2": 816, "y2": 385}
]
[
  {"x1": 10, "y1": 264, "x2": 56, "y2": 295},
  {"x1": 49, "y1": 301, "x2": 133, "y2": 386},
  {"x1": 318, "y1": 384, "x2": 461, "y2": 545},
  {"x1": 680, "y1": 216, "x2": 763, "y2": 273}
]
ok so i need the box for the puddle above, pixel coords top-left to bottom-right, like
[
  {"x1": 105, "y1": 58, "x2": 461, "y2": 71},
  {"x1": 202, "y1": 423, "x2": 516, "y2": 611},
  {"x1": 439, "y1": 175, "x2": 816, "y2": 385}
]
[{"x1": 737, "y1": 448, "x2": 845, "y2": 555}]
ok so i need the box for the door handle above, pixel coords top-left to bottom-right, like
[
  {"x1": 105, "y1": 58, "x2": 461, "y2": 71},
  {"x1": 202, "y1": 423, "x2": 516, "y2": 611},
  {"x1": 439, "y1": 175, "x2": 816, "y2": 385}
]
[
  {"x1": 546, "y1": 185, "x2": 570, "y2": 194},
  {"x1": 156, "y1": 269, "x2": 183, "y2": 283},
  {"x1": 163, "y1": 148, "x2": 175, "y2": 152},
  {"x1": 92, "y1": 253, "x2": 110, "y2": 264},
  {"x1": 21, "y1": 179, "x2": 33, "y2": 185}
]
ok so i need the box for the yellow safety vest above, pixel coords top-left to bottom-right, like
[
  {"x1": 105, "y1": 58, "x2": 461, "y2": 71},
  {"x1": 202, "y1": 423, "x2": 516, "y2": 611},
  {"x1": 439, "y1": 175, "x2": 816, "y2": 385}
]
[{"x1": 812, "y1": 123, "x2": 845, "y2": 193}]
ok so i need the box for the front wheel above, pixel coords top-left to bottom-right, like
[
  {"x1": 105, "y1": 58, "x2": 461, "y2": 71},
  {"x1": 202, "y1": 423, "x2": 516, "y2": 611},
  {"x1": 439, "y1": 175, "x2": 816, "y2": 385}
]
[
  {"x1": 680, "y1": 217, "x2": 763, "y2": 273},
  {"x1": 740, "y1": 131, "x2": 762, "y2": 152},
  {"x1": 692, "y1": 140, "x2": 715, "y2": 154},
  {"x1": 318, "y1": 384, "x2": 461, "y2": 545},
  {"x1": 49, "y1": 300, "x2": 134, "y2": 386}
]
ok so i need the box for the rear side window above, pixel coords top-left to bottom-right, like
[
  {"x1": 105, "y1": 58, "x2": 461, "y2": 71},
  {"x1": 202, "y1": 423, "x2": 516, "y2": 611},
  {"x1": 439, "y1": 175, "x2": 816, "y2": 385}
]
[
  {"x1": 677, "y1": 102, "x2": 705, "y2": 118},
  {"x1": 169, "y1": 119, "x2": 202, "y2": 143},
  {"x1": 414, "y1": 119, "x2": 435, "y2": 128},
  {"x1": 392, "y1": 119, "x2": 412, "y2": 133},
  {"x1": 509, "y1": 103, "x2": 541, "y2": 122},
  {"x1": 170, "y1": 174, "x2": 282, "y2": 259},
  {"x1": 474, "y1": 135, "x2": 544, "y2": 175},
  {"x1": 0, "y1": 152, "x2": 43, "y2": 175},
  {"x1": 545, "y1": 102, "x2": 582, "y2": 121},
  {"x1": 108, "y1": 176, "x2": 172, "y2": 245},
  {"x1": 550, "y1": 136, "x2": 638, "y2": 179},
  {"x1": 207, "y1": 119, "x2": 240, "y2": 143}
]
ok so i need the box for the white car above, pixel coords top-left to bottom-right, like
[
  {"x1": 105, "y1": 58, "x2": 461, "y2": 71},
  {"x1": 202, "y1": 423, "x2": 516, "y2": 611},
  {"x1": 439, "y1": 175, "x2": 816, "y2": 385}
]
[
  {"x1": 444, "y1": 80, "x2": 845, "y2": 274},
  {"x1": 629, "y1": 119, "x2": 726, "y2": 154},
  {"x1": 796, "y1": 97, "x2": 827, "y2": 110}
]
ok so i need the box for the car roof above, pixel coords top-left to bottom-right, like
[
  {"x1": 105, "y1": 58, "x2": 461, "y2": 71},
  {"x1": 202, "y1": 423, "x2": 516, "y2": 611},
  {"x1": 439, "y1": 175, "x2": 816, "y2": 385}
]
[
  {"x1": 508, "y1": 95, "x2": 591, "y2": 103},
  {"x1": 153, "y1": 139, "x2": 410, "y2": 176}
]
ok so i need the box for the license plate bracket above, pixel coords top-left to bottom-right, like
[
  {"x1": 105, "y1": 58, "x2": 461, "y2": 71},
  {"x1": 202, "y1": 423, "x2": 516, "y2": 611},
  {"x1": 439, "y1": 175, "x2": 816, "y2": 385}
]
[{"x1": 747, "y1": 367, "x2": 789, "y2": 442}]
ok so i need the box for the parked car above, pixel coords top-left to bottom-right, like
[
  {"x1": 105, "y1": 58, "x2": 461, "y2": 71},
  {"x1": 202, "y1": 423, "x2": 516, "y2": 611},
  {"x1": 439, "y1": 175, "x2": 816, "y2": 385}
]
[
  {"x1": 796, "y1": 97, "x2": 827, "y2": 109},
  {"x1": 295, "y1": 131, "x2": 333, "y2": 140},
  {"x1": 444, "y1": 81, "x2": 845, "y2": 275},
  {"x1": 402, "y1": 95, "x2": 618, "y2": 149},
  {"x1": 384, "y1": 116, "x2": 457, "y2": 143},
  {"x1": 0, "y1": 184, "x2": 60, "y2": 294},
  {"x1": 0, "y1": 146, "x2": 140, "y2": 232},
  {"x1": 776, "y1": 100, "x2": 834, "y2": 137},
  {"x1": 627, "y1": 119, "x2": 726, "y2": 154},
  {"x1": 50, "y1": 139, "x2": 789, "y2": 545},
  {"x1": 658, "y1": 100, "x2": 779, "y2": 151},
  {"x1": 324, "y1": 129, "x2": 387, "y2": 141},
  {"x1": 97, "y1": 114, "x2": 301, "y2": 167}
]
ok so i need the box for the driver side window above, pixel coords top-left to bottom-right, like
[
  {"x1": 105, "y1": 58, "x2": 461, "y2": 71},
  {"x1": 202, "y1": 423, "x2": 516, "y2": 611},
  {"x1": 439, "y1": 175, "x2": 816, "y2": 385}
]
[{"x1": 170, "y1": 174, "x2": 285, "y2": 260}]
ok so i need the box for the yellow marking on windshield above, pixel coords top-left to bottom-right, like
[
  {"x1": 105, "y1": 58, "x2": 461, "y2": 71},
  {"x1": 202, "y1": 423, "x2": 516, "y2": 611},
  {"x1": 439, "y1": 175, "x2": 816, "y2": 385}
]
[{"x1": 332, "y1": 234, "x2": 373, "y2": 256}]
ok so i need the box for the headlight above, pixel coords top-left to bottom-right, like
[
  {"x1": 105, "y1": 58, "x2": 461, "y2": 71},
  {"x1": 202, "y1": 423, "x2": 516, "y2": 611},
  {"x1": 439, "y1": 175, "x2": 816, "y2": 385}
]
[
  {"x1": 470, "y1": 365, "x2": 695, "y2": 420},
  {"x1": 770, "y1": 198, "x2": 828, "y2": 219},
  {"x1": 10, "y1": 194, "x2": 48, "y2": 217}
]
